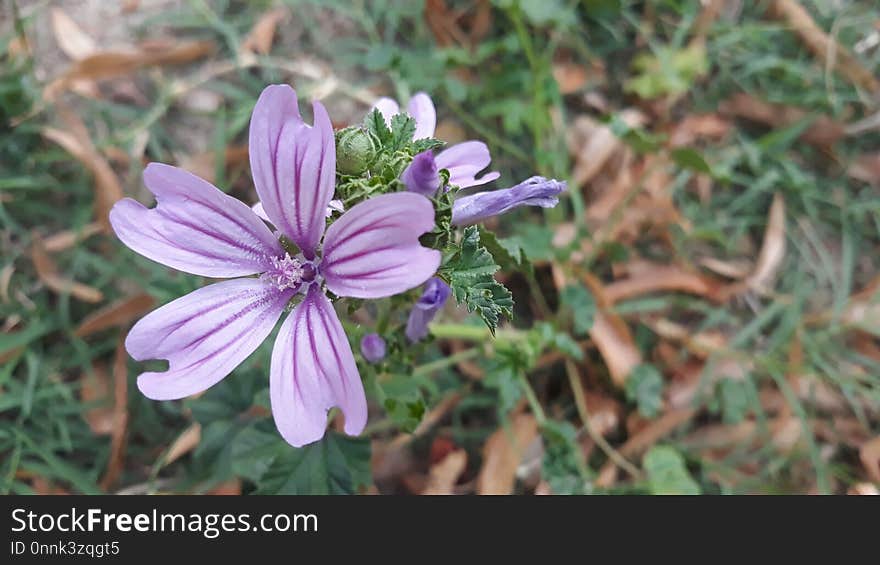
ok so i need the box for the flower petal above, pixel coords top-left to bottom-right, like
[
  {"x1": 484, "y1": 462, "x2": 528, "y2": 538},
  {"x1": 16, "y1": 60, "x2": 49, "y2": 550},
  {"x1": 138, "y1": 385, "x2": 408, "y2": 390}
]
[
  {"x1": 452, "y1": 176, "x2": 567, "y2": 226},
  {"x1": 321, "y1": 193, "x2": 441, "y2": 299},
  {"x1": 405, "y1": 277, "x2": 451, "y2": 342},
  {"x1": 128, "y1": 278, "x2": 291, "y2": 401},
  {"x1": 435, "y1": 141, "x2": 500, "y2": 189},
  {"x1": 270, "y1": 288, "x2": 367, "y2": 447},
  {"x1": 372, "y1": 97, "x2": 400, "y2": 125},
  {"x1": 407, "y1": 92, "x2": 436, "y2": 140},
  {"x1": 109, "y1": 163, "x2": 282, "y2": 278},
  {"x1": 401, "y1": 150, "x2": 440, "y2": 196},
  {"x1": 248, "y1": 84, "x2": 335, "y2": 257}
]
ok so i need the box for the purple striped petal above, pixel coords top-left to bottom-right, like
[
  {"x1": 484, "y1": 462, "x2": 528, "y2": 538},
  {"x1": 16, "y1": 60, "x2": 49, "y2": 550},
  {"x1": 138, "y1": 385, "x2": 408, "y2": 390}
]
[
  {"x1": 321, "y1": 193, "x2": 441, "y2": 299},
  {"x1": 405, "y1": 277, "x2": 451, "y2": 343},
  {"x1": 452, "y1": 176, "x2": 567, "y2": 226},
  {"x1": 372, "y1": 97, "x2": 400, "y2": 125},
  {"x1": 270, "y1": 287, "x2": 367, "y2": 447},
  {"x1": 248, "y1": 85, "x2": 335, "y2": 258},
  {"x1": 401, "y1": 150, "x2": 440, "y2": 196},
  {"x1": 435, "y1": 141, "x2": 500, "y2": 189},
  {"x1": 407, "y1": 92, "x2": 436, "y2": 140},
  {"x1": 109, "y1": 163, "x2": 282, "y2": 278},
  {"x1": 128, "y1": 278, "x2": 291, "y2": 400}
]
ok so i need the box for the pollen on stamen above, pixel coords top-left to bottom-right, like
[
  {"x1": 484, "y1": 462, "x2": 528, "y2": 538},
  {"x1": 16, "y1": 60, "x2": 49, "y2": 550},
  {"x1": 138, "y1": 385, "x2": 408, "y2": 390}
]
[{"x1": 263, "y1": 253, "x2": 305, "y2": 291}]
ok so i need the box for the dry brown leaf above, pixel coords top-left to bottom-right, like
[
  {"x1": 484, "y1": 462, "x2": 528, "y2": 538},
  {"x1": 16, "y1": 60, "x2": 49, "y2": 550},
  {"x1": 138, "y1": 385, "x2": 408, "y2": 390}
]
[
  {"x1": 207, "y1": 479, "x2": 242, "y2": 495},
  {"x1": 0, "y1": 264, "x2": 13, "y2": 304},
  {"x1": 42, "y1": 223, "x2": 103, "y2": 253},
  {"x1": 99, "y1": 336, "x2": 129, "y2": 490},
  {"x1": 81, "y1": 364, "x2": 114, "y2": 435},
  {"x1": 768, "y1": 0, "x2": 880, "y2": 95},
  {"x1": 31, "y1": 236, "x2": 104, "y2": 303},
  {"x1": 165, "y1": 423, "x2": 203, "y2": 466},
  {"x1": 50, "y1": 8, "x2": 97, "y2": 60},
  {"x1": 698, "y1": 256, "x2": 753, "y2": 280},
  {"x1": 745, "y1": 193, "x2": 786, "y2": 295},
  {"x1": 604, "y1": 261, "x2": 728, "y2": 304},
  {"x1": 42, "y1": 111, "x2": 123, "y2": 230},
  {"x1": 75, "y1": 293, "x2": 155, "y2": 338},
  {"x1": 242, "y1": 8, "x2": 287, "y2": 55},
  {"x1": 669, "y1": 114, "x2": 731, "y2": 147},
  {"x1": 860, "y1": 436, "x2": 880, "y2": 483},
  {"x1": 596, "y1": 408, "x2": 698, "y2": 488},
  {"x1": 422, "y1": 449, "x2": 467, "y2": 495},
  {"x1": 719, "y1": 93, "x2": 845, "y2": 149},
  {"x1": 47, "y1": 40, "x2": 216, "y2": 98},
  {"x1": 476, "y1": 414, "x2": 538, "y2": 495},
  {"x1": 552, "y1": 61, "x2": 588, "y2": 95},
  {"x1": 579, "y1": 271, "x2": 641, "y2": 387},
  {"x1": 846, "y1": 152, "x2": 880, "y2": 185}
]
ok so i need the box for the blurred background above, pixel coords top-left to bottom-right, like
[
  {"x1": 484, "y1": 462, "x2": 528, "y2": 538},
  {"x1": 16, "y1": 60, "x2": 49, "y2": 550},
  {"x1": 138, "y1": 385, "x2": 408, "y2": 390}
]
[{"x1": 1, "y1": 0, "x2": 879, "y2": 495}]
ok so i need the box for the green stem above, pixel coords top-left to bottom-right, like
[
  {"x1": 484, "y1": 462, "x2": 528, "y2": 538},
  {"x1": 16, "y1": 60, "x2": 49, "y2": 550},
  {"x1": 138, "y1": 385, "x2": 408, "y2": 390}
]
[
  {"x1": 429, "y1": 323, "x2": 526, "y2": 342},
  {"x1": 517, "y1": 372, "x2": 547, "y2": 427},
  {"x1": 412, "y1": 348, "x2": 482, "y2": 377}
]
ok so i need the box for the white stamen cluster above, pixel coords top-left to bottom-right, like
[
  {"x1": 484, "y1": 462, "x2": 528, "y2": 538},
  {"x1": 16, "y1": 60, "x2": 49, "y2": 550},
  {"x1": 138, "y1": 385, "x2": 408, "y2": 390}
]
[{"x1": 263, "y1": 253, "x2": 304, "y2": 291}]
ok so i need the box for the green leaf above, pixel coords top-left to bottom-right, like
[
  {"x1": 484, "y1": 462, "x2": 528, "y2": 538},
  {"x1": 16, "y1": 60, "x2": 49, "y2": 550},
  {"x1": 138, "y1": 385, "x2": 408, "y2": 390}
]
[
  {"x1": 644, "y1": 446, "x2": 700, "y2": 495},
  {"x1": 254, "y1": 431, "x2": 372, "y2": 495},
  {"x1": 719, "y1": 378, "x2": 750, "y2": 424},
  {"x1": 363, "y1": 108, "x2": 392, "y2": 145},
  {"x1": 559, "y1": 284, "x2": 595, "y2": 335},
  {"x1": 625, "y1": 44, "x2": 709, "y2": 99},
  {"x1": 541, "y1": 420, "x2": 590, "y2": 494},
  {"x1": 478, "y1": 226, "x2": 531, "y2": 273},
  {"x1": 443, "y1": 226, "x2": 514, "y2": 334},
  {"x1": 389, "y1": 113, "x2": 416, "y2": 151},
  {"x1": 410, "y1": 137, "x2": 446, "y2": 154},
  {"x1": 625, "y1": 364, "x2": 664, "y2": 419},
  {"x1": 671, "y1": 147, "x2": 712, "y2": 175}
]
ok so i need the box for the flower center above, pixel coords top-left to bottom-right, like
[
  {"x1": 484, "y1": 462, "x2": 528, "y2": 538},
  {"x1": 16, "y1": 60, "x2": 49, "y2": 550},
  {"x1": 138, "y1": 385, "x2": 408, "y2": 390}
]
[{"x1": 263, "y1": 253, "x2": 306, "y2": 291}]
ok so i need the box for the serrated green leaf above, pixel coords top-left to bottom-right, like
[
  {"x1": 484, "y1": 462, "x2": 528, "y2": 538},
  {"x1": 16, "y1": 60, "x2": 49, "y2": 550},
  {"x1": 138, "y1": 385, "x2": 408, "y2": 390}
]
[
  {"x1": 625, "y1": 364, "x2": 664, "y2": 419},
  {"x1": 411, "y1": 137, "x2": 445, "y2": 153},
  {"x1": 644, "y1": 446, "x2": 700, "y2": 495},
  {"x1": 363, "y1": 108, "x2": 392, "y2": 145},
  {"x1": 390, "y1": 113, "x2": 416, "y2": 150},
  {"x1": 478, "y1": 226, "x2": 531, "y2": 273},
  {"x1": 560, "y1": 284, "x2": 595, "y2": 335},
  {"x1": 254, "y1": 431, "x2": 371, "y2": 495}
]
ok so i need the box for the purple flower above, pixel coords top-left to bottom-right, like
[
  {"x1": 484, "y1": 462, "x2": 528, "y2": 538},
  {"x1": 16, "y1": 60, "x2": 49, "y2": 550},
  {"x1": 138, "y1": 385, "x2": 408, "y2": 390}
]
[
  {"x1": 405, "y1": 277, "x2": 452, "y2": 343},
  {"x1": 374, "y1": 93, "x2": 500, "y2": 189},
  {"x1": 110, "y1": 85, "x2": 440, "y2": 448},
  {"x1": 400, "y1": 150, "x2": 440, "y2": 196},
  {"x1": 360, "y1": 334, "x2": 386, "y2": 364},
  {"x1": 451, "y1": 176, "x2": 567, "y2": 226}
]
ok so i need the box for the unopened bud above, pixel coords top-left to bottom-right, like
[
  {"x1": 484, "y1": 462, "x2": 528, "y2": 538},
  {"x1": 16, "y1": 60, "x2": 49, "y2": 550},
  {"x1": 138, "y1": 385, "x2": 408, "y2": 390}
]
[{"x1": 336, "y1": 126, "x2": 378, "y2": 175}]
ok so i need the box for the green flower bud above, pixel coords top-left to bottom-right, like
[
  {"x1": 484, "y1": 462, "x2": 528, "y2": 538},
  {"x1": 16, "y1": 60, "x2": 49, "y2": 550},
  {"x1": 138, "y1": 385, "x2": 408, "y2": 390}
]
[{"x1": 336, "y1": 126, "x2": 378, "y2": 175}]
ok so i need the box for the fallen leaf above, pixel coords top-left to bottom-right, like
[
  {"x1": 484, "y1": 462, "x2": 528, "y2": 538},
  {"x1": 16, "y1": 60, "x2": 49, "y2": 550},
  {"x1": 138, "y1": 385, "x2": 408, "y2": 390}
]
[
  {"x1": 552, "y1": 61, "x2": 588, "y2": 94},
  {"x1": 860, "y1": 436, "x2": 880, "y2": 483},
  {"x1": 579, "y1": 271, "x2": 642, "y2": 387},
  {"x1": 846, "y1": 152, "x2": 880, "y2": 185},
  {"x1": 81, "y1": 364, "x2": 114, "y2": 435},
  {"x1": 596, "y1": 408, "x2": 697, "y2": 488},
  {"x1": 42, "y1": 223, "x2": 103, "y2": 253},
  {"x1": 31, "y1": 236, "x2": 104, "y2": 303},
  {"x1": 47, "y1": 40, "x2": 216, "y2": 98},
  {"x1": 698, "y1": 256, "x2": 753, "y2": 279},
  {"x1": 99, "y1": 336, "x2": 128, "y2": 491},
  {"x1": 422, "y1": 449, "x2": 467, "y2": 495},
  {"x1": 719, "y1": 93, "x2": 845, "y2": 149},
  {"x1": 242, "y1": 8, "x2": 287, "y2": 55},
  {"x1": 745, "y1": 193, "x2": 786, "y2": 295},
  {"x1": 42, "y1": 108, "x2": 123, "y2": 230},
  {"x1": 75, "y1": 293, "x2": 155, "y2": 338},
  {"x1": 50, "y1": 8, "x2": 97, "y2": 60},
  {"x1": 669, "y1": 114, "x2": 731, "y2": 147},
  {"x1": 164, "y1": 423, "x2": 202, "y2": 466},
  {"x1": 768, "y1": 0, "x2": 880, "y2": 95},
  {"x1": 604, "y1": 261, "x2": 728, "y2": 304},
  {"x1": 476, "y1": 414, "x2": 538, "y2": 495}
]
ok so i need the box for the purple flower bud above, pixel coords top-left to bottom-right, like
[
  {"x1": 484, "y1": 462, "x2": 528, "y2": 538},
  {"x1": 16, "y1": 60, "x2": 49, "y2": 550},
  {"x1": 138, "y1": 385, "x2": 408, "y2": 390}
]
[
  {"x1": 402, "y1": 150, "x2": 441, "y2": 196},
  {"x1": 451, "y1": 176, "x2": 566, "y2": 226},
  {"x1": 360, "y1": 333, "x2": 387, "y2": 364},
  {"x1": 406, "y1": 277, "x2": 451, "y2": 343}
]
